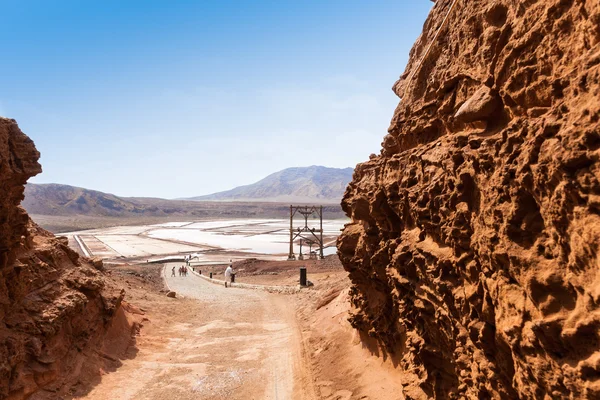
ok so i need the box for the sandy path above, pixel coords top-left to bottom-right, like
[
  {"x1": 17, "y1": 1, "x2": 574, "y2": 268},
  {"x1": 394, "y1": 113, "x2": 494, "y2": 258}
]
[{"x1": 81, "y1": 263, "x2": 313, "y2": 400}]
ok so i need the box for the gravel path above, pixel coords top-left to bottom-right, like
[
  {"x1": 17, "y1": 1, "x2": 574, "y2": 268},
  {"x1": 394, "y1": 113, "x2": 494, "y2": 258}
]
[
  {"x1": 82, "y1": 263, "x2": 314, "y2": 400},
  {"x1": 162, "y1": 263, "x2": 301, "y2": 399},
  {"x1": 164, "y1": 263, "x2": 262, "y2": 301}
]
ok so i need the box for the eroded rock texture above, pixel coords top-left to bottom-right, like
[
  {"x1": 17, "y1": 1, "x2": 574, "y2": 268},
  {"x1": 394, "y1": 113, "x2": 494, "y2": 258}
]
[
  {"x1": 0, "y1": 118, "x2": 124, "y2": 399},
  {"x1": 338, "y1": 1, "x2": 600, "y2": 398}
]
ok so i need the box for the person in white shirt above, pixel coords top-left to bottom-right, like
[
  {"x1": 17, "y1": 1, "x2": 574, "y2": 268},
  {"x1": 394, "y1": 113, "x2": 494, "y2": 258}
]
[{"x1": 224, "y1": 264, "x2": 234, "y2": 288}]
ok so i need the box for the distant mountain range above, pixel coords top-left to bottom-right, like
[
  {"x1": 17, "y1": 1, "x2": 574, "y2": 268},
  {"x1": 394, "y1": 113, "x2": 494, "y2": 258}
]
[
  {"x1": 22, "y1": 166, "x2": 351, "y2": 231},
  {"x1": 186, "y1": 166, "x2": 353, "y2": 203},
  {"x1": 23, "y1": 183, "x2": 166, "y2": 217}
]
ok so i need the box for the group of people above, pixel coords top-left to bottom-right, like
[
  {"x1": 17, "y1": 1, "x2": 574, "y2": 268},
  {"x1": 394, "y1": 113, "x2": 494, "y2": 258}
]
[
  {"x1": 171, "y1": 265, "x2": 189, "y2": 277},
  {"x1": 170, "y1": 257, "x2": 235, "y2": 286}
]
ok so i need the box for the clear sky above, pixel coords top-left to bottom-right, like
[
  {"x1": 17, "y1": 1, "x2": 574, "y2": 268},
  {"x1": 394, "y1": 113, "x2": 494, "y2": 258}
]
[{"x1": 1, "y1": 0, "x2": 432, "y2": 198}]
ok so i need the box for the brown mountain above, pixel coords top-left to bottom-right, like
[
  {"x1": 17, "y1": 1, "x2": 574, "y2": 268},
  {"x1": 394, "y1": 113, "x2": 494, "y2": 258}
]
[
  {"x1": 187, "y1": 166, "x2": 353, "y2": 203},
  {"x1": 23, "y1": 183, "x2": 345, "y2": 232},
  {"x1": 23, "y1": 183, "x2": 150, "y2": 217}
]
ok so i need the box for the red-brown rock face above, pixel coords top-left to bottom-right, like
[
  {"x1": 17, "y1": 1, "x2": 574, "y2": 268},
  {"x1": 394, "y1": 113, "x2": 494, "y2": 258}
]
[
  {"x1": 338, "y1": 1, "x2": 600, "y2": 398},
  {"x1": 0, "y1": 118, "x2": 123, "y2": 399}
]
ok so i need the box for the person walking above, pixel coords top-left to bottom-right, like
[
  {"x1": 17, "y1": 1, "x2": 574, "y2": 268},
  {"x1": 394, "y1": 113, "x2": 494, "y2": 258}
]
[
  {"x1": 171, "y1": 266, "x2": 176, "y2": 277},
  {"x1": 224, "y1": 264, "x2": 234, "y2": 288}
]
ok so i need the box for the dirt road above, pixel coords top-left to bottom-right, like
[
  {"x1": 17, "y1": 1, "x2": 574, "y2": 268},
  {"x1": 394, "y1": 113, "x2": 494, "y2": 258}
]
[{"x1": 81, "y1": 263, "x2": 315, "y2": 400}]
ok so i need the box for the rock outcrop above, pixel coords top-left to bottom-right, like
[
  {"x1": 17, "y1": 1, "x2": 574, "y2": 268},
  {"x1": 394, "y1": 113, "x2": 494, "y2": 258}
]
[
  {"x1": 0, "y1": 118, "x2": 125, "y2": 399},
  {"x1": 338, "y1": 1, "x2": 600, "y2": 398}
]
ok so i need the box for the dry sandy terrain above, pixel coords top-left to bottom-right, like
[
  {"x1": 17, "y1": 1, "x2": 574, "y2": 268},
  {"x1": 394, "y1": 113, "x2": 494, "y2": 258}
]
[
  {"x1": 79, "y1": 263, "x2": 316, "y2": 400},
  {"x1": 69, "y1": 259, "x2": 410, "y2": 400},
  {"x1": 193, "y1": 256, "x2": 347, "y2": 287}
]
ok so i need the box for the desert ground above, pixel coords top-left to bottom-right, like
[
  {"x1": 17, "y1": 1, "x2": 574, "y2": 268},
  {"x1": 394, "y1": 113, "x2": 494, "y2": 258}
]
[
  {"x1": 67, "y1": 260, "x2": 408, "y2": 400},
  {"x1": 79, "y1": 263, "x2": 309, "y2": 400},
  {"x1": 59, "y1": 218, "x2": 409, "y2": 400}
]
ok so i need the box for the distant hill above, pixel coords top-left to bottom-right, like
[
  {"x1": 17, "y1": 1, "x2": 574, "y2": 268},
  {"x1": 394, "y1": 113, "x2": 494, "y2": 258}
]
[
  {"x1": 187, "y1": 166, "x2": 353, "y2": 203},
  {"x1": 22, "y1": 182, "x2": 347, "y2": 233},
  {"x1": 23, "y1": 183, "x2": 157, "y2": 217}
]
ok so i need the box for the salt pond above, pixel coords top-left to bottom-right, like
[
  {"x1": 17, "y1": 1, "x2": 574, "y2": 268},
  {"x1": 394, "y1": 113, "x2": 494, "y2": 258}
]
[{"x1": 70, "y1": 218, "x2": 347, "y2": 261}]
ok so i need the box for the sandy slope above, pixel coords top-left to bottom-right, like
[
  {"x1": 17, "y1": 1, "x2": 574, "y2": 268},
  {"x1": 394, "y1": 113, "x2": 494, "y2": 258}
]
[{"x1": 79, "y1": 263, "x2": 315, "y2": 400}]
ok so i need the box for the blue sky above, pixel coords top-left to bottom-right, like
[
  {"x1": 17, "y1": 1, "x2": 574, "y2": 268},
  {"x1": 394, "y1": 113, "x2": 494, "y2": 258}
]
[{"x1": 1, "y1": 0, "x2": 432, "y2": 198}]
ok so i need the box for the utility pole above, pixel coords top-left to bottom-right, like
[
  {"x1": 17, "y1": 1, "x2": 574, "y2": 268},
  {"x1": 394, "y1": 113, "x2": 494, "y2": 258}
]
[
  {"x1": 320, "y1": 205, "x2": 324, "y2": 259},
  {"x1": 287, "y1": 205, "x2": 325, "y2": 261},
  {"x1": 288, "y1": 205, "x2": 296, "y2": 260}
]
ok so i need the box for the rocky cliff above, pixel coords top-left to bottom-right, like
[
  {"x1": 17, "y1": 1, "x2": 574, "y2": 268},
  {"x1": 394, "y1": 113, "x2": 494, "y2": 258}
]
[
  {"x1": 338, "y1": 0, "x2": 600, "y2": 398},
  {"x1": 0, "y1": 118, "x2": 126, "y2": 399}
]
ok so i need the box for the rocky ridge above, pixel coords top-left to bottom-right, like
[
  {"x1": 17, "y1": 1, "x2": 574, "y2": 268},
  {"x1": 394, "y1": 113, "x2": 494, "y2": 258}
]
[
  {"x1": 187, "y1": 166, "x2": 353, "y2": 203},
  {"x1": 0, "y1": 118, "x2": 127, "y2": 399},
  {"x1": 338, "y1": 0, "x2": 600, "y2": 398},
  {"x1": 22, "y1": 183, "x2": 346, "y2": 233}
]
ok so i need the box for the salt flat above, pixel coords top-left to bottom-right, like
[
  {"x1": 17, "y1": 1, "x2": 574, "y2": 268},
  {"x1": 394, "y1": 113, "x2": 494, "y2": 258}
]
[
  {"x1": 70, "y1": 218, "x2": 347, "y2": 262},
  {"x1": 94, "y1": 235, "x2": 205, "y2": 258}
]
